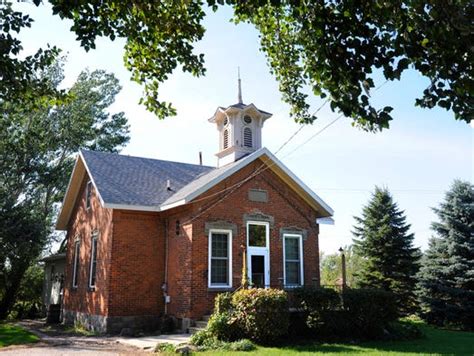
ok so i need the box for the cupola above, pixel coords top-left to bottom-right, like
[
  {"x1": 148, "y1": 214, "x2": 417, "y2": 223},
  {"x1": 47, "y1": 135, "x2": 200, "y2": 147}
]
[{"x1": 208, "y1": 71, "x2": 272, "y2": 167}]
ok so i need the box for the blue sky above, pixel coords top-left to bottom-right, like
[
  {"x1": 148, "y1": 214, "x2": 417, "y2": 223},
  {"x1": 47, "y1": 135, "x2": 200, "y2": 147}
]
[{"x1": 15, "y1": 3, "x2": 472, "y2": 253}]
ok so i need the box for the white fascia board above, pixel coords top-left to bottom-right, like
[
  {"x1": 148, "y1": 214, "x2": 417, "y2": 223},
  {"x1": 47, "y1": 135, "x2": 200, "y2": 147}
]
[
  {"x1": 316, "y1": 217, "x2": 335, "y2": 225},
  {"x1": 55, "y1": 155, "x2": 83, "y2": 229},
  {"x1": 158, "y1": 199, "x2": 187, "y2": 211},
  {"x1": 263, "y1": 148, "x2": 334, "y2": 216},
  {"x1": 179, "y1": 148, "x2": 267, "y2": 204},
  {"x1": 103, "y1": 203, "x2": 162, "y2": 212},
  {"x1": 159, "y1": 147, "x2": 334, "y2": 216}
]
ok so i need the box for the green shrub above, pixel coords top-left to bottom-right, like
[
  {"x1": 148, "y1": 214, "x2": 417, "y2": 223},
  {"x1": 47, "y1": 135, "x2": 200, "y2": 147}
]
[
  {"x1": 214, "y1": 292, "x2": 232, "y2": 314},
  {"x1": 227, "y1": 339, "x2": 256, "y2": 351},
  {"x1": 232, "y1": 288, "x2": 289, "y2": 344},
  {"x1": 342, "y1": 288, "x2": 398, "y2": 339},
  {"x1": 294, "y1": 287, "x2": 340, "y2": 331},
  {"x1": 154, "y1": 342, "x2": 176, "y2": 353},
  {"x1": 385, "y1": 320, "x2": 425, "y2": 340},
  {"x1": 190, "y1": 329, "x2": 214, "y2": 347},
  {"x1": 207, "y1": 312, "x2": 240, "y2": 341}
]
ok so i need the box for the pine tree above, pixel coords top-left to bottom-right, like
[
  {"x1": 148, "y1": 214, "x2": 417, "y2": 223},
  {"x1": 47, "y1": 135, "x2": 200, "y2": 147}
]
[
  {"x1": 416, "y1": 180, "x2": 474, "y2": 330},
  {"x1": 352, "y1": 187, "x2": 421, "y2": 315}
]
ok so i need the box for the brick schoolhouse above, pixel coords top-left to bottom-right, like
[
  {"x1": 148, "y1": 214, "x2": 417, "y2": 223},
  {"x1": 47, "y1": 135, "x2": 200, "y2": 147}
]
[{"x1": 55, "y1": 92, "x2": 334, "y2": 333}]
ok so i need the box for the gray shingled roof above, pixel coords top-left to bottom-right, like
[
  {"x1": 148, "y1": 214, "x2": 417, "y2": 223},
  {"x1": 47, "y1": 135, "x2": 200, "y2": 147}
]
[
  {"x1": 81, "y1": 150, "x2": 214, "y2": 208},
  {"x1": 161, "y1": 158, "x2": 243, "y2": 207}
]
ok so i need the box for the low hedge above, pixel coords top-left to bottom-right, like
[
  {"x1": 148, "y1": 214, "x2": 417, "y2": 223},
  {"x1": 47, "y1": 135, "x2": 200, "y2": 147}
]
[{"x1": 292, "y1": 287, "x2": 399, "y2": 340}]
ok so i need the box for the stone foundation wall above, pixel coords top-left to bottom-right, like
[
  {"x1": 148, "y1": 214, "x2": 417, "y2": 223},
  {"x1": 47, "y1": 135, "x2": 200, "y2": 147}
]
[{"x1": 63, "y1": 309, "x2": 162, "y2": 334}]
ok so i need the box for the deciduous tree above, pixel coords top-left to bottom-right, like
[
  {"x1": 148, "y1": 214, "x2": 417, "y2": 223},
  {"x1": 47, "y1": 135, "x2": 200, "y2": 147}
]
[
  {"x1": 0, "y1": 60, "x2": 129, "y2": 319},
  {"x1": 1, "y1": 1, "x2": 472, "y2": 129}
]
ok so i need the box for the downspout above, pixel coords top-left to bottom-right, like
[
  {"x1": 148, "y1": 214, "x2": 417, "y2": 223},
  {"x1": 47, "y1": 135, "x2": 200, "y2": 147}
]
[{"x1": 162, "y1": 218, "x2": 169, "y2": 315}]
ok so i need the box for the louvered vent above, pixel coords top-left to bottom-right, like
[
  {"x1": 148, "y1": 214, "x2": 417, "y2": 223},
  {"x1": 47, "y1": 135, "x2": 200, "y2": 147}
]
[
  {"x1": 223, "y1": 129, "x2": 229, "y2": 149},
  {"x1": 243, "y1": 127, "x2": 252, "y2": 148}
]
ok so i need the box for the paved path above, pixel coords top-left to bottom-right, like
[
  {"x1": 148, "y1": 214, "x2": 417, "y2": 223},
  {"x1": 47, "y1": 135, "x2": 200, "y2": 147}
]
[
  {"x1": 2, "y1": 320, "x2": 191, "y2": 355},
  {"x1": 116, "y1": 333, "x2": 191, "y2": 350}
]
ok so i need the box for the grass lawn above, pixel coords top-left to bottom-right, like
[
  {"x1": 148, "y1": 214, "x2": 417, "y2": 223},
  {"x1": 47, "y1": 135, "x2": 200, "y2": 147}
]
[
  {"x1": 0, "y1": 323, "x2": 39, "y2": 348},
  {"x1": 198, "y1": 323, "x2": 474, "y2": 355}
]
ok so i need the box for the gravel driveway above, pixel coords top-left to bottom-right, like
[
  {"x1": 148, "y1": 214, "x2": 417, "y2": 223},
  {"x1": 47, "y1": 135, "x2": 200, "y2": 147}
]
[{"x1": 0, "y1": 320, "x2": 149, "y2": 355}]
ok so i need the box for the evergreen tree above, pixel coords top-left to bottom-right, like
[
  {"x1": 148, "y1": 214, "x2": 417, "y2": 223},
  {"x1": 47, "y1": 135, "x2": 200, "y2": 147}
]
[
  {"x1": 352, "y1": 187, "x2": 421, "y2": 315},
  {"x1": 416, "y1": 180, "x2": 474, "y2": 330}
]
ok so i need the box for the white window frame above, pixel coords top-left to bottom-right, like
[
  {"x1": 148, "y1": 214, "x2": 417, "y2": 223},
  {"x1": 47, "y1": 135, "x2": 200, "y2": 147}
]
[
  {"x1": 85, "y1": 180, "x2": 92, "y2": 210},
  {"x1": 72, "y1": 239, "x2": 80, "y2": 288},
  {"x1": 283, "y1": 233, "x2": 304, "y2": 287},
  {"x1": 246, "y1": 221, "x2": 270, "y2": 249},
  {"x1": 88, "y1": 231, "x2": 99, "y2": 288},
  {"x1": 208, "y1": 229, "x2": 233, "y2": 289}
]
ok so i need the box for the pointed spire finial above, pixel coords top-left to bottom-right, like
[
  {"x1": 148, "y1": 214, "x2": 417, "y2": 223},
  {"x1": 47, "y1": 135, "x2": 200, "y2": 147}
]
[{"x1": 237, "y1": 67, "x2": 243, "y2": 104}]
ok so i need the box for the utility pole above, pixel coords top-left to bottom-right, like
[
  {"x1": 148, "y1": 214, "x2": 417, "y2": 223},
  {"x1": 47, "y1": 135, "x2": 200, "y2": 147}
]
[{"x1": 339, "y1": 247, "x2": 347, "y2": 290}]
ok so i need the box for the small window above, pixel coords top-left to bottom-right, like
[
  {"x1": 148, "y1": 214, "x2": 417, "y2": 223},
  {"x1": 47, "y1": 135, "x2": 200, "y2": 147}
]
[
  {"x1": 223, "y1": 117, "x2": 228, "y2": 126},
  {"x1": 243, "y1": 115, "x2": 252, "y2": 124},
  {"x1": 176, "y1": 220, "x2": 180, "y2": 236},
  {"x1": 248, "y1": 223, "x2": 268, "y2": 247},
  {"x1": 72, "y1": 240, "x2": 80, "y2": 288},
  {"x1": 86, "y1": 181, "x2": 92, "y2": 209},
  {"x1": 89, "y1": 232, "x2": 98, "y2": 288},
  {"x1": 283, "y1": 234, "x2": 304, "y2": 287},
  {"x1": 223, "y1": 129, "x2": 229, "y2": 149},
  {"x1": 243, "y1": 127, "x2": 252, "y2": 148},
  {"x1": 208, "y1": 230, "x2": 232, "y2": 288}
]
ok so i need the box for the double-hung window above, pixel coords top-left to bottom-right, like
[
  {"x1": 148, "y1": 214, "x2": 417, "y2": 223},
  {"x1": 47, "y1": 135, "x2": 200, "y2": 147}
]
[
  {"x1": 283, "y1": 234, "x2": 304, "y2": 287},
  {"x1": 72, "y1": 240, "x2": 80, "y2": 288},
  {"x1": 208, "y1": 230, "x2": 232, "y2": 288},
  {"x1": 89, "y1": 232, "x2": 98, "y2": 288}
]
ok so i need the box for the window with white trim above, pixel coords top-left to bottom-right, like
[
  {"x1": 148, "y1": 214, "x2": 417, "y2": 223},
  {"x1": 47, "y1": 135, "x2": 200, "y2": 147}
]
[
  {"x1": 89, "y1": 232, "x2": 98, "y2": 288},
  {"x1": 208, "y1": 230, "x2": 232, "y2": 288},
  {"x1": 85, "y1": 180, "x2": 92, "y2": 209},
  {"x1": 72, "y1": 240, "x2": 80, "y2": 288},
  {"x1": 283, "y1": 234, "x2": 304, "y2": 286}
]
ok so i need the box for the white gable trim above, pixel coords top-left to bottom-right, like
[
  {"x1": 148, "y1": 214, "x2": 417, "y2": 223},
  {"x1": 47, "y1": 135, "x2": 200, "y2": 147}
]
[
  {"x1": 56, "y1": 152, "x2": 107, "y2": 230},
  {"x1": 159, "y1": 147, "x2": 334, "y2": 216}
]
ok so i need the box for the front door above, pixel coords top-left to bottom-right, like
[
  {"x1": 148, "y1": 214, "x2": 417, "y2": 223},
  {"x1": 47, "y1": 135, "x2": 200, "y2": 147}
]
[{"x1": 247, "y1": 221, "x2": 270, "y2": 288}]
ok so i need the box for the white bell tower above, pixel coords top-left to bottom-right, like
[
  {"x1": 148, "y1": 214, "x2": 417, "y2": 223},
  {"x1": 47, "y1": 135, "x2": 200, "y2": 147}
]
[{"x1": 208, "y1": 70, "x2": 272, "y2": 167}]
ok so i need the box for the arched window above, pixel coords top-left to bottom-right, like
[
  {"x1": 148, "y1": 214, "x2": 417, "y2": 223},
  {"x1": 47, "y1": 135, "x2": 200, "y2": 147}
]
[
  {"x1": 223, "y1": 129, "x2": 229, "y2": 149},
  {"x1": 243, "y1": 127, "x2": 253, "y2": 148}
]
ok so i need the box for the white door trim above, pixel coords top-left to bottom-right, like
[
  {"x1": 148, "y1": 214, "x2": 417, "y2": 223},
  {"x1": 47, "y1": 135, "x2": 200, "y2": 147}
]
[{"x1": 246, "y1": 221, "x2": 270, "y2": 288}]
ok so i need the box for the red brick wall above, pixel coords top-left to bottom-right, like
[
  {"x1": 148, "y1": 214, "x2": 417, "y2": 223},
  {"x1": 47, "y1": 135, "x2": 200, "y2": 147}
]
[
  {"x1": 164, "y1": 159, "x2": 321, "y2": 319},
  {"x1": 63, "y1": 157, "x2": 322, "y2": 323},
  {"x1": 63, "y1": 176, "x2": 113, "y2": 316},
  {"x1": 107, "y1": 210, "x2": 164, "y2": 317}
]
